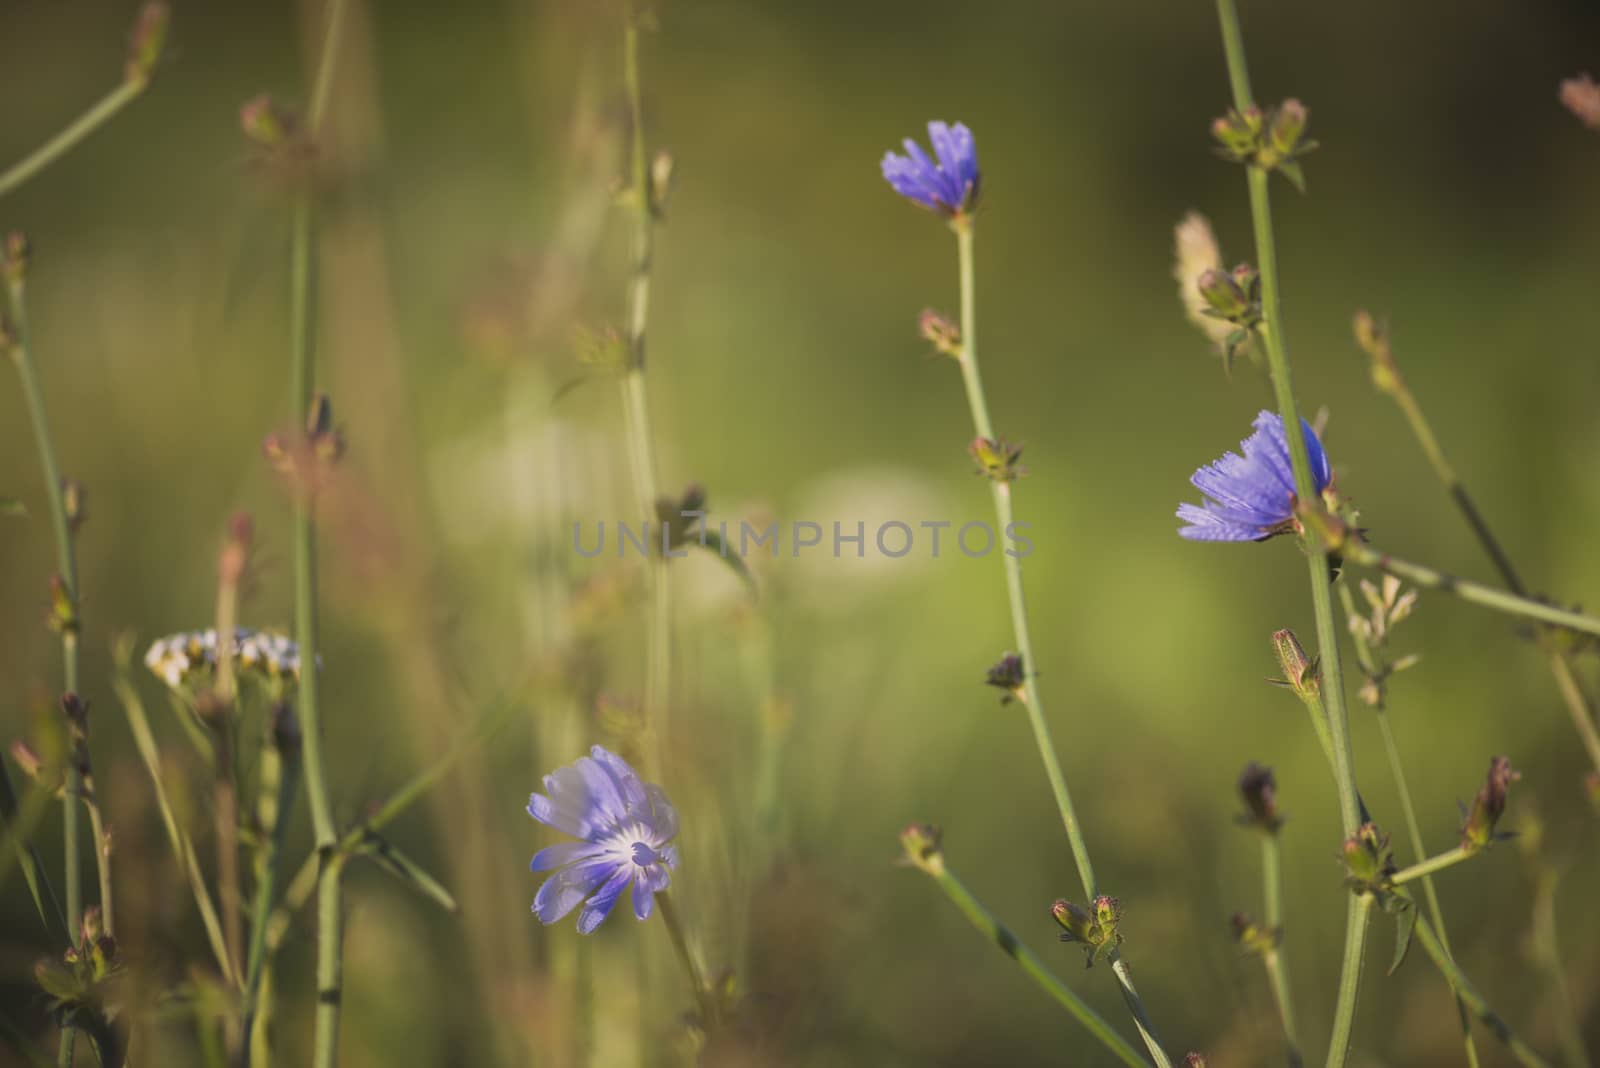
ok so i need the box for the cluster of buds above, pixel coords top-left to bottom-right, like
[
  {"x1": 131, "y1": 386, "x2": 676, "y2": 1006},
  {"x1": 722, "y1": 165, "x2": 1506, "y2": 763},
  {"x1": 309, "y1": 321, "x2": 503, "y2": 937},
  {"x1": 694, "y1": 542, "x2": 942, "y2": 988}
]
[
  {"x1": 1349, "y1": 575, "x2": 1421, "y2": 707},
  {"x1": 34, "y1": 906, "x2": 122, "y2": 1011},
  {"x1": 239, "y1": 93, "x2": 319, "y2": 188},
  {"x1": 1341, "y1": 822, "x2": 1396, "y2": 894},
  {"x1": 1352, "y1": 310, "x2": 1407, "y2": 400},
  {"x1": 1051, "y1": 894, "x2": 1123, "y2": 968},
  {"x1": 969, "y1": 436, "x2": 1025, "y2": 483},
  {"x1": 1230, "y1": 911, "x2": 1280, "y2": 957},
  {"x1": 899, "y1": 823, "x2": 944, "y2": 876},
  {"x1": 1195, "y1": 262, "x2": 1262, "y2": 369},
  {"x1": 1460, "y1": 756, "x2": 1520, "y2": 854},
  {"x1": 984, "y1": 652, "x2": 1026, "y2": 705},
  {"x1": 919, "y1": 309, "x2": 962, "y2": 359},
  {"x1": 1236, "y1": 762, "x2": 1283, "y2": 834},
  {"x1": 264, "y1": 393, "x2": 346, "y2": 501},
  {"x1": 1211, "y1": 99, "x2": 1317, "y2": 191},
  {"x1": 144, "y1": 628, "x2": 308, "y2": 689}
]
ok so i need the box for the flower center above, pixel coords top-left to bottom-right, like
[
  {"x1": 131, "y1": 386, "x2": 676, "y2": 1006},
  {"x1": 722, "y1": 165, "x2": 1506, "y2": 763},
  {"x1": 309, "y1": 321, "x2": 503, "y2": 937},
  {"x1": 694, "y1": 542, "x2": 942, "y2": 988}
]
[{"x1": 631, "y1": 841, "x2": 660, "y2": 867}]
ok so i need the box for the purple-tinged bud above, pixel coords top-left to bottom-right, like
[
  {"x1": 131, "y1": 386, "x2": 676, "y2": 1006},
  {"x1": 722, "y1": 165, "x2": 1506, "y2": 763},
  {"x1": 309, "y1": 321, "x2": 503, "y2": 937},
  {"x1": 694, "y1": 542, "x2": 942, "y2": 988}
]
[
  {"x1": 1237, "y1": 762, "x2": 1283, "y2": 833},
  {"x1": 125, "y1": 2, "x2": 171, "y2": 88},
  {"x1": 1267, "y1": 99, "x2": 1310, "y2": 158},
  {"x1": 984, "y1": 652, "x2": 1027, "y2": 705},
  {"x1": 1461, "y1": 756, "x2": 1520, "y2": 853},
  {"x1": 1053, "y1": 895, "x2": 1124, "y2": 967},
  {"x1": 240, "y1": 94, "x2": 298, "y2": 149},
  {"x1": 1196, "y1": 268, "x2": 1250, "y2": 321},
  {"x1": 919, "y1": 309, "x2": 962, "y2": 358},
  {"x1": 1050, "y1": 899, "x2": 1094, "y2": 943},
  {"x1": 1185, "y1": 1054, "x2": 1209, "y2": 1068},
  {"x1": 899, "y1": 823, "x2": 944, "y2": 875}
]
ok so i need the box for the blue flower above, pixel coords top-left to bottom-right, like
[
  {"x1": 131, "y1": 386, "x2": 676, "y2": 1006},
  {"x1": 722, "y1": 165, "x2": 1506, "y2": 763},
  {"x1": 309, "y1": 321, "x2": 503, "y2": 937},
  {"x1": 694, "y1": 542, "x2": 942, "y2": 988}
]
[
  {"x1": 881, "y1": 121, "x2": 980, "y2": 217},
  {"x1": 528, "y1": 745, "x2": 679, "y2": 934},
  {"x1": 1177, "y1": 410, "x2": 1332, "y2": 542}
]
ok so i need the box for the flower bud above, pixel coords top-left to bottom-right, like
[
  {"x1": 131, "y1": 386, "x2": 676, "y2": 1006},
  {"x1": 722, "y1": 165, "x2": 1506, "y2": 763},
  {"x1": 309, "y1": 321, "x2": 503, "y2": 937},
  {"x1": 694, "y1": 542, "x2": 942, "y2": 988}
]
[
  {"x1": 1050, "y1": 899, "x2": 1094, "y2": 943},
  {"x1": 3, "y1": 231, "x2": 31, "y2": 284},
  {"x1": 1267, "y1": 99, "x2": 1309, "y2": 158},
  {"x1": 1237, "y1": 762, "x2": 1283, "y2": 833},
  {"x1": 1342, "y1": 822, "x2": 1395, "y2": 891},
  {"x1": 969, "y1": 436, "x2": 1025, "y2": 482},
  {"x1": 1461, "y1": 756, "x2": 1519, "y2": 853},
  {"x1": 899, "y1": 823, "x2": 944, "y2": 875},
  {"x1": 919, "y1": 309, "x2": 962, "y2": 358},
  {"x1": 240, "y1": 94, "x2": 297, "y2": 149},
  {"x1": 1052, "y1": 895, "x2": 1124, "y2": 967},
  {"x1": 984, "y1": 652, "x2": 1026, "y2": 705},
  {"x1": 125, "y1": 2, "x2": 171, "y2": 87},
  {"x1": 1270, "y1": 629, "x2": 1319, "y2": 704},
  {"x1": 1185, "y1": 1054, "x2": 1209, "y2": 1068},
  {"x1": 1196, "y1": 268, "x2": 1250, "y2": 321}
]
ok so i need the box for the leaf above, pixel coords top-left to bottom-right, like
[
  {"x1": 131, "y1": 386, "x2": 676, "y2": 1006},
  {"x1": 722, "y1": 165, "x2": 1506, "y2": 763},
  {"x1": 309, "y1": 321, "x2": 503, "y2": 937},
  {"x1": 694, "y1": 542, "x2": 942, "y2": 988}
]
[
  {"x1": 1277, "y1": 160, "x2": 1307, "y2": 194},
  {"x1": 1387, "y1": 895, "x2": 1418, "y2": 975},
  {"x1": 698, "y1": 530, "x2": 758, "y2": 597},
  {"x1": 358, "y1": 832, "x2": 458, "y2": 913}
]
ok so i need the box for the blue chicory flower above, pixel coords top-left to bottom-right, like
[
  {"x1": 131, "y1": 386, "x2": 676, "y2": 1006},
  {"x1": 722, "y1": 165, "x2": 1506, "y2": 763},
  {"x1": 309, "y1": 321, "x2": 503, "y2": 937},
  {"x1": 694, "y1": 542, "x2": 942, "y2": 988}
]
[
  {"x1": 528, "y1": 745, "x2": 679, "y2": 934},
  {"x1": 1177, "y1": 410, "x2": 1332, "y2": 542},
  {"x1": 881, "y1": 121, "x2": 980, "y2": 217}
]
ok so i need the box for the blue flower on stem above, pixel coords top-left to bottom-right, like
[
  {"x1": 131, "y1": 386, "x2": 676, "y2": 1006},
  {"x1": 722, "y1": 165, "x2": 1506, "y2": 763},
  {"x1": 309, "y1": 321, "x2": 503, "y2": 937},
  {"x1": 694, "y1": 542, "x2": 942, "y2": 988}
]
[
  {"x1": 881, "y1": 121, "x2": 980, "y2": 217},
  {"x1": 1177, "y1": 410, "x2": 1332, "y2": 542},
  {"x1": 528, "y1": 745, "x2": 679, "y2": 934}
]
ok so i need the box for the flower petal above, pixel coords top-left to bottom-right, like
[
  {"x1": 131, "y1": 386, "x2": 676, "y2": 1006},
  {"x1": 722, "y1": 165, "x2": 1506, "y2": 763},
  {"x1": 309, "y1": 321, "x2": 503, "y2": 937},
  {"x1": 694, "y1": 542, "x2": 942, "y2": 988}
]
[
  {"x1": 530, "y1": 841, "x2": 603, "y2": 873},
  {"x1": 533, "y1": 857, "x2": 617, "y2": 925},
  {"x1": 575, "y1": 866, "x2": 633, "y2": 935}
]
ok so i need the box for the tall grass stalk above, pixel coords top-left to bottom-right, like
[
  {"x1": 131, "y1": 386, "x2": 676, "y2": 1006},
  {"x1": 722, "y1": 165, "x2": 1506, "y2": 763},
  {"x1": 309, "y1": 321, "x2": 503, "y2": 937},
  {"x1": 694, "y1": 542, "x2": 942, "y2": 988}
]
[
  {"x1": 1210, "y1": 3, "x2": 1369, "y2": 1064},
  {"x1": 949, "y1": 219, "x2": 1169, "y2": 1067}
]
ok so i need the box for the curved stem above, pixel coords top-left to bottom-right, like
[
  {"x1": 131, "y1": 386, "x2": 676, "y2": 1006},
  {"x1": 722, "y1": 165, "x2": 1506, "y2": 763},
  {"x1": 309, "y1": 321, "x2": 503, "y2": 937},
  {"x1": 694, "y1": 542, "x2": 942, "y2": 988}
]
[
  {"x1": 919, "y1": 859, "x2": 1150, "y2": 1068},
  {"x1": 952, "y1": 222, "x2": 1168, "y2": 1067},
  {"x1": 0, "y1": 81, "x2": 146, "y2": 200}
]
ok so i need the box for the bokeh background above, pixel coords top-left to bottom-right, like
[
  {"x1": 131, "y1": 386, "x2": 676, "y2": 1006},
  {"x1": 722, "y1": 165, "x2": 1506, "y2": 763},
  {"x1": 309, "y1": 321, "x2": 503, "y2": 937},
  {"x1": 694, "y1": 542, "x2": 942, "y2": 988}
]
[{"x1": 3, "y1": 0, "x2": 1599, "y2": 1064}]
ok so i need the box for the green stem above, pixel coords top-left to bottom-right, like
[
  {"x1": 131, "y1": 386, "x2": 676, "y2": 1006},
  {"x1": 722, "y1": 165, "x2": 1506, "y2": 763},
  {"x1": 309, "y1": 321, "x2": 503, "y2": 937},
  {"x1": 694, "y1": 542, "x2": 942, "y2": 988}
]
[
  {"x1": 919, "y1": 858, "x2": 1149, "y2": 1068},
  {"x1": 1412, "y1": 916, "x2": 1555, "y2": 1068},
  {"x1": 656, "y1": 890, "x2": 718, "y2": 1031},
  {"x1": 6, "y1": 273, "x2": 87, "y2": 1068},
  {"x1": 288, "y1": 3, "x2": 349, "y2": 1066},
  {"x1": 1260, "y1": 835, "x2": 1302, "y2": 1068},
  {"x1": 1211, "y1": 5, "x2": 1369, "y2": 1066},
  {"x1": 0, "y1": 81, "x2": 146, "y2": 201},
  {"x1": 242, "y1": 729, "x2": 301, "y2": 1067},
  {"x1": 1390, "y1": 846, "x2": 1472, "y2": 887},
  {"x1": 1343, "y1": 544, "x2": 1600, "y2": 642},
  {"x1": 621, "y1": 5, "x2": 671, "y2": 765},
  {"x1": 1527, "y1": 867, "x2": 1591, "y2": 1068},
  {"x1": 952, "y1": 221, "x2": 1169, "y2": 1067}
]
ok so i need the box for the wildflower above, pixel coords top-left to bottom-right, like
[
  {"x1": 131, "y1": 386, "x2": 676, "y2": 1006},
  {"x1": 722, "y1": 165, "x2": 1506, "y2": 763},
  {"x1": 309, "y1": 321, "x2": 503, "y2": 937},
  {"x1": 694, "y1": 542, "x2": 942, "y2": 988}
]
[
  {"x1": 144, "y1": 628, "x2": 306, "y2": 688},
  {"x1": 880, "y1": 121, "x2": 980, "y2": 218},
  {"x1": 527, "y1": 745, "x2": 679, "y2": 934},
  {"x1": 1177, "y1": 410, "x2": 1331, "y2": 542}
]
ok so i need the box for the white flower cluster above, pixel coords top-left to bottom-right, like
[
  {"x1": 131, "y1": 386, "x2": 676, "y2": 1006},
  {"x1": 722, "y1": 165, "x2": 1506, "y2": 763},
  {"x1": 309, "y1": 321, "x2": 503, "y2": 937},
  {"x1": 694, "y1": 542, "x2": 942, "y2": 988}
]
[{"x1": 144, "y1": 628, "x2": 306, "y2": 688}]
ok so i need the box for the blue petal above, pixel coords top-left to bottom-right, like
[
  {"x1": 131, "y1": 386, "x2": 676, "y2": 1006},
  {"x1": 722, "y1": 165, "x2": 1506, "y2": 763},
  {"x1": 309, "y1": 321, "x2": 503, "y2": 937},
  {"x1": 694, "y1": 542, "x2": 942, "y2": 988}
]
[
  {"x1": 575, "y1": 866, "x2": 633, "y2": 935},
  {"x1": 530, "y1": 841, "x2": 603, "y2": 873},
  {"x1": 590, "y1": 746, "x2": 649, "y2": 813},
  {"x1": 533, "y1": 857, "x2": 617, "y2": 925},
  {"x1": 631, "y1": 862, "x2": 672, "y2": 921},
  {"x1": 1176, "y1": 503, "x2": 1266, "y2": 541}
]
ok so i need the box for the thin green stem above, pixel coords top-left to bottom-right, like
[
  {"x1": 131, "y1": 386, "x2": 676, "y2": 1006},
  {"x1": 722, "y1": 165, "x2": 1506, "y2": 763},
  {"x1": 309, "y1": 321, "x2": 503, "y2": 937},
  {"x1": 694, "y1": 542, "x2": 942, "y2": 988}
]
[
  {"x1": 1390, "y1": 846, "x2": 1472, "y2": 887},
  {"x1": 1342, "y1": 544, "x2": 1600, "y2": 641},
  {"x1": 951, "y1": 221, "x2": 1168, "y2": 1066},
  {"x1": 6, "y1": 274, "x2": 87, "y2": 1068},
  {"x1": 656, "y1": 890, "x2": 718, "y2": 1031},
  {"x1": 1412, "y1": 916, "x2": 1555, "y2": 1068},
  {"x1": 917, "y1": 858, "x2": 1149, "y2": 1068},
  {"x1": 621, "y1": 5, "x2": 671, "y2": 764},
  {"x1": 1325, "y1": 894, "x2": 1373, "y2": 1068},
  {"x1": 1260, "y1": 835, "x2": 1302, "y2": 1068},
  {"x1": 1212, "y1": 5, "x2": 1368, "y2": 1066},
  {"x1": 242, "y1": 729, "x2": 301, "y2": 1067},
  {"x1": 287, "y1": 3, "x2": 349, "y2": 1066},
  {"x1": 0, "y1": 81, "x2": 146, "y2": 201}
]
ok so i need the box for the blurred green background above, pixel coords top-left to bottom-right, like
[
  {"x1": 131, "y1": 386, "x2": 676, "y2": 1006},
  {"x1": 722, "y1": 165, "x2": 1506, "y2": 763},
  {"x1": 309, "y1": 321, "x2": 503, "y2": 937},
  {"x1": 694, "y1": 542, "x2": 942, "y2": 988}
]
[{"x1": 3, "y1": 0, "x2": 1599, "y2": 1064}]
